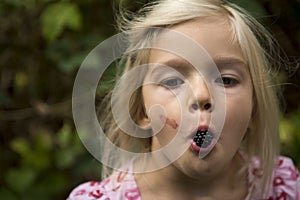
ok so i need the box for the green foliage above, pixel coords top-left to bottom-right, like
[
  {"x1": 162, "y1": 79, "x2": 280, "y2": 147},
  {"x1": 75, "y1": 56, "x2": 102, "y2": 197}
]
[
  {"x1": 1, "y1": 123, "x2": 100, "y2": 199},
  {"x1": 229, "y1": 0, "x2": 267, "y2": 17},
  {"x1": 45, "y1": 35, "x2": 104, "y2": 73},
  {"x1": 280, "y1": 109, "x2": 300, "y2": 169},
  {"x1": 5, "y1": 167, "x2": 37, "y2": 194},
  {"x1": 10, "y1": 130, "x2": 52, "y2": 170},
  {"x1": 2, "y1": 0, "x2": 53, "y2": 8},
  {"x1": 55, "y1": 123, "x2": 84, "y2": 168},
  {"x1": 1, "y1": 0, "x2": 114, "y2": 199},
  {"x1": 41, "y1": 2, "x2": 82, "y2": 42}
]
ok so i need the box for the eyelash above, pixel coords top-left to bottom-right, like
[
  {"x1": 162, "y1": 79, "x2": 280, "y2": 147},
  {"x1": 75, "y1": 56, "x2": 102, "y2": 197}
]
[
  {"x1": 215, "y1": 76, "x2": 239, "y2": 87},
  {"x1": 159, "y1": 76, "x2": 238, "y2": 89},
  {"x1": 160, "y1": 77, "x2": 184, "y2": 88}
]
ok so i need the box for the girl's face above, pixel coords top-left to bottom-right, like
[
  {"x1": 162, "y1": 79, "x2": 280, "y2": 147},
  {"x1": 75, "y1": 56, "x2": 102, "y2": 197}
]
[{"x1": 140, "y1": 18, "x2": 253, "y2": 177}]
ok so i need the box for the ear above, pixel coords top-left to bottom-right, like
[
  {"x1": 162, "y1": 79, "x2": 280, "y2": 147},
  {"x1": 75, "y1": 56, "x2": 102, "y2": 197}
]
[{"x1": 138, "y1": 116, "x2": 151, "y2": 130}]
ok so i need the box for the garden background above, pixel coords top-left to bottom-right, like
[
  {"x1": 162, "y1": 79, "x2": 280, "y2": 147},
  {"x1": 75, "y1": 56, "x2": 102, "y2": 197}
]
[{"x1": 0, "y1": 0, "x2": 299, "y2": 199}]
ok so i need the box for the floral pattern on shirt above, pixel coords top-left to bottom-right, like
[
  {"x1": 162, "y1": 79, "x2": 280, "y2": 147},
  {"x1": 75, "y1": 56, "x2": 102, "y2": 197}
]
[
  {"x1": 67, "y1": 156, "x2": 300, "y2": 200},
  {"x1": 248, "y1": 156, "x2": 300, "y2": 199}
]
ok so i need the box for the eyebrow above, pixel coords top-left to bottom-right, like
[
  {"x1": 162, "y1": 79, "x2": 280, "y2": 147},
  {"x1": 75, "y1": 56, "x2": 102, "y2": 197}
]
[
  {"x1": 150, "y1": 56, "x2": 247, "y2": 76},
  {"x1": 213, "y1": 56, "x2": 247, "y2": 68},
  {"x1": 150, "y1": 58, "x2": 193, "y2": 76}
]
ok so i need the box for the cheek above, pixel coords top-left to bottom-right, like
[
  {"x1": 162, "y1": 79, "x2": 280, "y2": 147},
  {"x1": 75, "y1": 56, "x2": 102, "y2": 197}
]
[
  {"x1": 150, "y1": 105, "x2": 182, "y2": 138},
  {"x1": 143, "y1": 86, "x2": 182, "y2": 121},
  {"x1": 223, "y1": 92, "x2": 253, "y2": 141}
]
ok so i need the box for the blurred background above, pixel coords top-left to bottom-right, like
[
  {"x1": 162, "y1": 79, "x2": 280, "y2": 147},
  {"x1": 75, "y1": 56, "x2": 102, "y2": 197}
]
[{"x1": 0, "y1": 0, "x2": 299, "y2": 199}]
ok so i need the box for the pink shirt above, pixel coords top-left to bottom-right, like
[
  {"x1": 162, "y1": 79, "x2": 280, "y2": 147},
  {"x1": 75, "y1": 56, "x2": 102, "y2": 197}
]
[{"x1": 67, "y1": 156, "x2": 300, "y2": 200}]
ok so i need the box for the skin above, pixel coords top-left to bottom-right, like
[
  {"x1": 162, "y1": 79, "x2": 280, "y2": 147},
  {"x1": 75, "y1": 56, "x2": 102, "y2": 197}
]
[{"x1": 135, "y1": 18, "x2": 253, "y2": 199}]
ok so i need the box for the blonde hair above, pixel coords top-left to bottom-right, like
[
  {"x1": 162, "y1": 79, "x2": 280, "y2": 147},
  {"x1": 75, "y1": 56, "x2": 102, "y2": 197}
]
[{"x1": 99, "y1": 0, "x2": 282, "y2": 197}]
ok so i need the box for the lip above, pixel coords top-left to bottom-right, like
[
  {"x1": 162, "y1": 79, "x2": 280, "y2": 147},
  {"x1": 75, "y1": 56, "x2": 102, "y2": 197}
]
[{"x1": 190, "y1": 138, "x2": 216, "y2": 154}]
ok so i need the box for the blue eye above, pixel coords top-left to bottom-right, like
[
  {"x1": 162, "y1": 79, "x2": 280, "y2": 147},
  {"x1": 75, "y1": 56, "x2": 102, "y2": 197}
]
[
  {"x1": 160, "y1": 77, "x2": 184, "y2": 88},
  {"x1": 215, "y1": 77, "x2": 238, "y2": 87}
]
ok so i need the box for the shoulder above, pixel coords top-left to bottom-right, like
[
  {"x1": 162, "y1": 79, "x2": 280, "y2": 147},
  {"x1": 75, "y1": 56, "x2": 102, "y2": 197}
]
[
  {"x1": 67, "y1": 170, "x2": 141, "y2": 200},
  {"x1": 249, "y1": 156, "x2": 300, "y2": 199}
]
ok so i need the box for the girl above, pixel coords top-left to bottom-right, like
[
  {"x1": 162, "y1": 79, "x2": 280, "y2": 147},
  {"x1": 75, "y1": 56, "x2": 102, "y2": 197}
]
[{"x1": 68, "y1": 0, "x2": 300, "y2": 199}]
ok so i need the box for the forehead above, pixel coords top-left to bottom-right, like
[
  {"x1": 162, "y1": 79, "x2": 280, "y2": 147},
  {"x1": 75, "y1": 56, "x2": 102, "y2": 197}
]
[{"x1": 149, "y1": 17, "x2": 245, "y2": 64}]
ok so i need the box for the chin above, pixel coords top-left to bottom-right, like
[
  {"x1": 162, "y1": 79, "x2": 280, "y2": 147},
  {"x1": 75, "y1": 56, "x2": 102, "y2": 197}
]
[
  {"x1": 169, "y1": 141, "x2": 236, "y2": 180},
  {"x1": 174, "y1": 145, "x2": 224, "y2": 177}
]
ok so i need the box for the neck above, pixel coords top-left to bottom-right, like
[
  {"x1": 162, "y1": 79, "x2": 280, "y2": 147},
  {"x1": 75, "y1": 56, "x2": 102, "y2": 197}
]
[{"x1": 135, "y1": 153, "x2": 247, "y2": 199}]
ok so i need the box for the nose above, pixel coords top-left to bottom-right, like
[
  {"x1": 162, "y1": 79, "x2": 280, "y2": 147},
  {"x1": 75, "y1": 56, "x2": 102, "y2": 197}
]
[{"x1": 189, "y1": 77, "x2": 213, "y2": 112}]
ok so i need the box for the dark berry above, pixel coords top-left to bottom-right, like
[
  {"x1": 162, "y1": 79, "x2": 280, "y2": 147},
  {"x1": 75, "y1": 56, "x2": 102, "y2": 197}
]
[{"x1": 193, "y1": 130, "x2": 213, "y2": 148}]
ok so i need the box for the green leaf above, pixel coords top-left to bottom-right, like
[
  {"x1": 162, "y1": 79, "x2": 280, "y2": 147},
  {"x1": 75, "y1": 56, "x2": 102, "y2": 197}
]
[
  {"x1": 14, "y1": 72, "x2": 28, "y2": 93},
  {"x1": 58, "y1": 51, "x2": 88, "y2": 73},
  {"x1": 55, "y1": 148, "x2": 76, "y2": 168},
  {"x1": 55, "y1": 123, "x2": 85, "y2": 168},
  {"x1": 5, "y1": 167, "x2": 37, "y2": 194},
  {"x1": 10, "y1": 136, "x2": 51, "y2": 170},
  {"x1": 33, "y1": 128, "x2": 53, "y2": 153},
  {"x1": 40, "y1": 2, "x2": 82, "y2": 42},
  {"x1": 57, "y1": 123, "x2": 72, "y2": 148},
  {"x1": 10, "y1": 138, "x2": 31, "y2": 158}
]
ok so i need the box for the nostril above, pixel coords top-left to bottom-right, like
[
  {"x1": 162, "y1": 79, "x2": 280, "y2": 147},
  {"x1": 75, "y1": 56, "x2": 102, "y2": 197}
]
[
  {"x1": 203, "y1": 103, "x2": 211, "y2": 110},
  {"x1": 191, "y1": 103, "x2": 199, "y2": 110},
  {"x1": 191, "y1": 102, "x2": 212, "y2": 111}
]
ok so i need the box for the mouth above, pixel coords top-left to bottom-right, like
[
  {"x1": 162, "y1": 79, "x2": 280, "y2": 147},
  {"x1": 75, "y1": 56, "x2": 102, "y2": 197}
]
[{"x1": 190, "y1": 127, "x2": 215, "y2": 153}]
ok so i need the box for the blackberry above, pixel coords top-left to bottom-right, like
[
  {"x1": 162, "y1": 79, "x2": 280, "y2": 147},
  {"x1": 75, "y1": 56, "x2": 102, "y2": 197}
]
[{"x1": 193, "y1": 130, "x2": 214, "y2": 148}]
